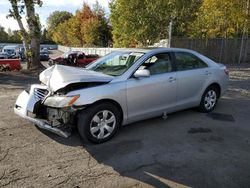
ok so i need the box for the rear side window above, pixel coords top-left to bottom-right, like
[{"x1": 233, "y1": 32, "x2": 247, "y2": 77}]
[{"x1": 175, "y1": 52, "x2": 208, "y2": 71}]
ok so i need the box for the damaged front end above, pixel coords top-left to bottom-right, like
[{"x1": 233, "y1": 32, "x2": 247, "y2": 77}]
[
  {"x1": 14, "y1": 85, "x2": 79, "y2": 137},
  {"x1": 14, "y1": 65, "x2": 113, "y2": 137}
]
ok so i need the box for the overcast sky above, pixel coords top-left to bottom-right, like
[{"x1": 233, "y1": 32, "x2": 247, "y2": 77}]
[{"x1": 0, "y1": 0, "x2": 111, "y2": 31}]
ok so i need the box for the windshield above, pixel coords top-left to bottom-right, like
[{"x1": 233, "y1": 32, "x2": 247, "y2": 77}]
[
  {"x1": 86, "y1": 51, "x2": 144, "y2": 76},
  {"x1": 62, "y1": 52, "x2": 70, "y2": 58},
  {"x1": 4, "y1": 49, "x2": 15, "y2": 54}
]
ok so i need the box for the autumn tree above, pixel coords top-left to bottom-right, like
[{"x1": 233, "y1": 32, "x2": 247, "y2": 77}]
[
  {"x1": 52, "y1": 12, "x2": 82, "y2": 46},
  {"x1": 50, "y1": 2, "x2": 111, "y2": 47},
  {"x1": 80, "y1": 2, "x2": 111, "y2": 46},
  {"x1": 8, "y1": 0, "x2": 42, "y2": 69},
  {"x1": 190, "y1": 0, "x2": 250, "y2": 38},
  {"x1": 51, "y1": 21, "x2": 70, "y2": 45}
]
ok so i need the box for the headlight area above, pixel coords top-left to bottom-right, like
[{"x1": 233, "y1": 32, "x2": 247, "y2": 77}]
[
  {"x1": 31, "y1": 94, "x2": 84, "y2": 136},
  {"x1": 43, "y1": 95, "x2": 80, "y2": 108},
  {"x1": 32, "y1": 96, "x2": 80, "y2": 136}
]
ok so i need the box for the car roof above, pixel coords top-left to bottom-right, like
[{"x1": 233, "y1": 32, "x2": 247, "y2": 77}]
[
  {"x1": 115, "y1": 47, "x2": 197, "y2": 54},
  {"x1": 3, "y1": 45, "x2": 17, "y2": 49},
  {"x1": 71, "y1": 51, "x2": 84, "y2": 54}
]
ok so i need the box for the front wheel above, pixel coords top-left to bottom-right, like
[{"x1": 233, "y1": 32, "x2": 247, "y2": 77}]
[
  {"x1": 199, "y1": 86, "x2": 219, "y2": 113},
  {"x1": 77, "y1": 102, "x2": 122, "y2": 144}
]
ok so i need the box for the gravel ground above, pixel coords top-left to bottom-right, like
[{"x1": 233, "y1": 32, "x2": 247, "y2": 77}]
[{"x1": 0, "y1": 57, "x2": 250, "y2": 188}]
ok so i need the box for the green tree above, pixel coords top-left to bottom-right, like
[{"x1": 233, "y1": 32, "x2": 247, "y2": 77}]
[
  {"x1": 0, "y1": 26, "x2": 9, "y2": 42},
  {"x1": 190, "y1": 0, "x2": 249, "y2": 38},
  {"x1": 110, "y1": 0, "x2": 201, "y2": 47},
  {"x1": 47, "y1": 11, "x2": 73, "y2": 39},
  {"x1": 8, "y1": 30, "x2": 22, "y2": 43},
  {"x1": 41, "y1": 28, "x2": 54, "y2": 44},
  {"x1": 47, "y1": 11, "x2": 73, "y2": 29}
]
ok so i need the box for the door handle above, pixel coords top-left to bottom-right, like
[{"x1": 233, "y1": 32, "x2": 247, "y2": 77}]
[{"x1": 168, "y1": 77, "x2": 176, "y2": 82}]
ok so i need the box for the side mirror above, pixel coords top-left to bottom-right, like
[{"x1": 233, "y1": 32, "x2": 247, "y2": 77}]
[{"x1": 133, "y1": 69, "x2": 150, "y2": 78}]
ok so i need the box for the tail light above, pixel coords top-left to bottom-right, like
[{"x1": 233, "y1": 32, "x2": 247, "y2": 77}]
[{"x1": 224, "y1": 68, "x2": 229, "y2": 76}]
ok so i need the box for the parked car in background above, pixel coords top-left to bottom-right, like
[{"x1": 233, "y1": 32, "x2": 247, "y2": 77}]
[
  {"x1": 0, "y1": 52, "x2": 9, "y2": 59},
  {"x1": 18, "y1": 47, "x2": 26, "y2": 61},
  {"x1": 40, "y1": 51, "x2": 50, "y2": 61},
  {"x1": 2, "y1": 45, "x2": 19, "y2": 59},
  {"x1": 14, "y1": 48, "x2": 229, "y2": 143},
  {"x1": 0, "y1": 44, "x2": 5, "y2": 52},
  {"x1": 49, "y1": 51, "x2": 99, "y2": 67},
  {"x1": 41, "y1": 47, "x2": 49, "y2": 53}
]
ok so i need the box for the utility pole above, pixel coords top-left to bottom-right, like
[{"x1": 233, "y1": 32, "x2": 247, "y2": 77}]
[
  {"x1": 248, "y1": 0, "x2": 250, "y2": 15},
  {"x1": 168, "y1": 19, "x2": 173, "y2": 48},
  {"x1": 238, "y1": 0, "x2": 250, "y2": 63}
]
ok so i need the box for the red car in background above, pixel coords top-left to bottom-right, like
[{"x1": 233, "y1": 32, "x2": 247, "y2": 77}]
[{"x1": 49, "y1": 51, "x2": 99, "y2": 67}]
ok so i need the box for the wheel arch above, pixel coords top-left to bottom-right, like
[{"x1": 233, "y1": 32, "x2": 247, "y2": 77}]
[
  {"x1": 90, "y1": 99, "x2": 124, "y2": 122},
  {"x1": 206, "y1": 82, "x2": 221, "y2": 98}
]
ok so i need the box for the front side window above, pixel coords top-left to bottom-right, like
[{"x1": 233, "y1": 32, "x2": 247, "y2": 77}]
[
  {"x1": 175, "y1": 52, "x2": 208, "y2": 71},
  {"x1": 138, "y1": 53, "x2": 172, "y2": 75},
  {"x1": 86, "y1": 51, "x2": 144, "y2": 76}
]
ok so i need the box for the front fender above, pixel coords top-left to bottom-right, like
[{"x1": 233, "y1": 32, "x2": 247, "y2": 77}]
[{"x1": 67, "y1": 81, "x2": 128, "y2": 123}]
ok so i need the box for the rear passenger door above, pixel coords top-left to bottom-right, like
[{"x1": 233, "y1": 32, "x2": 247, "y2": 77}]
[{"x1": 174, "y1": 52, "x2": 210, "y2": 106}]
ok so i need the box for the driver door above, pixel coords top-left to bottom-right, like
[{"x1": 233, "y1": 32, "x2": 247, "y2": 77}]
[{"x1": 126, "y1": 52, "x2": 177, "y2": 122}]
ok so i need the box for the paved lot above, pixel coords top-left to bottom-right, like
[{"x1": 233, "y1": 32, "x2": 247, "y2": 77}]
[{"x1": 0, "y1": 60, "x2": 250, "y2": 188}]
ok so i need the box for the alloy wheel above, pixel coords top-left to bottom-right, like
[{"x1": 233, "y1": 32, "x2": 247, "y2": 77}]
[
  {"x1": 90, "y1": 110, "x2": 116, "y2": 139},
  {"x1": 204, "y1": 90, "x2": 217, "y2": 110}
]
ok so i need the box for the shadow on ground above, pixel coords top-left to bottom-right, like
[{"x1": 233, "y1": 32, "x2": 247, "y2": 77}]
[
  {"x1": 2, "y1": 62, "x2": 250, "y2": 187},
  {"x1": 0, "y1": 71, "x2": 39, "y2": 88},
  {"x1": 44, "y1": 96, "x2": 250, "y2": 188}
]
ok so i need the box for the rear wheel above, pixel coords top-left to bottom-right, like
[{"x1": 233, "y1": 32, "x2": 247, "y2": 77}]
[
  {"x1": 199, "y1": 86, "x2": 219, "y2": 113},
  {"x1": 77, "y1": 102, "x2": 121, "y2": 144}
]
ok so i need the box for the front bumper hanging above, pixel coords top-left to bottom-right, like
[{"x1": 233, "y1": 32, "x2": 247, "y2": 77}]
[{"x1": 14, "y1": 87, "x2": 72, "y2": 138}]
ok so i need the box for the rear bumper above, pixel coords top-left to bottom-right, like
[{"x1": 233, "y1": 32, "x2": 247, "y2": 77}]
[
  {"x1": 220, "y1": 76, "x2": 229, "y2": 97},
  {"x1": 14, "y1": 88, "x2": 70, "y2": 138}
]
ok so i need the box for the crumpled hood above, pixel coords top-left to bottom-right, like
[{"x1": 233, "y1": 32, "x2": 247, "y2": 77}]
[{"x1": 39, "y1": 65, "x2": 113, "y2": 92}]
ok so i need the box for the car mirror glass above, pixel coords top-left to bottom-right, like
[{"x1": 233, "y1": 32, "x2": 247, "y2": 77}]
[{"x1": 133, "y1": 69, "x2": 150, "y2": 78}]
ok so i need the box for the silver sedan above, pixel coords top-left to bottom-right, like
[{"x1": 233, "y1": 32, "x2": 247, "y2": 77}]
[{"x1": 14, "y1": 48, "x2": 229, "y2": 143}]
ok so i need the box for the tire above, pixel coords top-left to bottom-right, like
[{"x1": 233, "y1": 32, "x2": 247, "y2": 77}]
[
  {"x1": 77, "y1": 102, "x2": 122, "y2": 144},
  {"x1": 199, "y1": 86, "x2": 219, "y2": 113}
]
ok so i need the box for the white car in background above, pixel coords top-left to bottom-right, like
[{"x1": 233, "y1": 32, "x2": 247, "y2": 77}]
[{"x1": 0, "y1": 52, "x2": 9, "y2": 59}]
